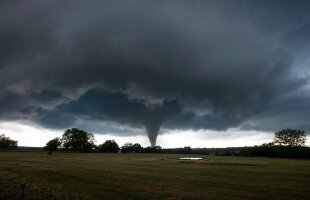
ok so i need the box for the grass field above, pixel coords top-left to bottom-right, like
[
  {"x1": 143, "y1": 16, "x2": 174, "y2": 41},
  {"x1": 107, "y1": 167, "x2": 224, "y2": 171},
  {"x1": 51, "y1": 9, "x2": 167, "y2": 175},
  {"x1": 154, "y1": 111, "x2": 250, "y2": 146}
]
[{"x1": 0, "y1": 152, "x2": 310, "y2": 200}]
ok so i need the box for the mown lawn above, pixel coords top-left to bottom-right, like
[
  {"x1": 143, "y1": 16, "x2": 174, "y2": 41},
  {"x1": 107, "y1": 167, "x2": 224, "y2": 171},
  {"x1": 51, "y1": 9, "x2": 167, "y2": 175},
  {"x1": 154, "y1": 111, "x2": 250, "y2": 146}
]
[{"x1": 0, "y1": 152, "x2": 310, "y2": 200}]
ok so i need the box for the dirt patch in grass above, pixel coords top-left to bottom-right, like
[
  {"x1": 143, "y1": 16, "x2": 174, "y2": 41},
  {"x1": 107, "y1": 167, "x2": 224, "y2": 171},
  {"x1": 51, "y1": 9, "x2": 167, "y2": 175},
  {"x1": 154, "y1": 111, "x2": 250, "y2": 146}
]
[{"x1": 208, "y1": 162, "x2": 262, "y2": 166}]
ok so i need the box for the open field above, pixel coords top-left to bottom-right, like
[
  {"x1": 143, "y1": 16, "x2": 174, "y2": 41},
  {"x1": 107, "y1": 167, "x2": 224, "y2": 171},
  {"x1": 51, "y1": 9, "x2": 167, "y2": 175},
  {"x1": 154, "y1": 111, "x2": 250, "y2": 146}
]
[{"x1": 0, "y1": 152, "x2": 310, "y2": 200}]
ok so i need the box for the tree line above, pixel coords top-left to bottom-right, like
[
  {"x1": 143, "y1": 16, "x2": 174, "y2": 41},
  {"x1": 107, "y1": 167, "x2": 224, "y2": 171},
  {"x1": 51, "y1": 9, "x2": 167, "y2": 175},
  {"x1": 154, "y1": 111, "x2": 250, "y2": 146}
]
[
  {"x1": 238, "y1": 129, "x2": 310, "y2": 159},
  {"x1": 41, "y1": 128, "x2": 170, "y2": 153},
  {"x1": 1, "y1": 128, "x2": 309, "y2": 159},
  {"x1": 43, "y1": 128, "x2": 310, "y2": 159},
  {"x1": 42, "y1": 128, "x2": 191, "y2": 153},
  {"x1": 203, "y1": 129, "x2": 310, "y2": 159}
]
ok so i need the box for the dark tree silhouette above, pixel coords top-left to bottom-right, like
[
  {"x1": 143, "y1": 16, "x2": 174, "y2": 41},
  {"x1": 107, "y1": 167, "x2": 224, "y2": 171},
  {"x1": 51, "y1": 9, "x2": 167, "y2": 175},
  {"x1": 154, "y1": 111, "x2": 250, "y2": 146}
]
[
  {"x1": 121, "y1": 142, "x2": 133, "y2": 153},
  {"x1": 183, "y1": 146, "x2": 192, "y2": 154},
  {"x1": 273, "y1": 129, "x2": 307, "y2": 147},
  {"x1": 132, "y1": 143, "x2": 143, "y2": 153},
  {"x1": 97, "y1": 140, "x2": 119, "y2": 153},
  {"x1": 43, "y1": 137, "x2": 62, "y2": 152},
  {"x1": 0, "y1": 134, "x2": 18, "y2": 150},
  {"x1": 62, "y1": 128, "x2": 96, "y2": 152},
  {"x1": 121, "y1": 142, "x2": 143, "y2": 153},
  {"x1": 143, "y1": 146, "x2": 162, "y2": 153}
]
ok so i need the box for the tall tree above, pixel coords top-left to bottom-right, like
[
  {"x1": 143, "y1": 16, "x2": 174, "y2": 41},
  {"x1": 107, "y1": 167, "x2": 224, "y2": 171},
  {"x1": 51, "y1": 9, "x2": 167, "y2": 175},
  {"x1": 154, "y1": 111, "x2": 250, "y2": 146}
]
[
  {"x1": 97, "y1": 140, "x2": 119, "y2": 153},
  {"x1": 62, "y1": 128, "x2": 96, "y2": 152},
  {"x1": 121, "y1": 143, "x2": 143, "y2": 153},
  {"x1": 132, "y1": 143, "x2": 143, "y2": 153},
  {"x1": 0, "y1": 134, "x2": 18, "y2": 150},
  {"x1": 273, "y1": 129, "x2": 307, "y2": 147},
  {"x1": 43, "y1": 137, "x2": 62, "y2": 152},
  {"x1": 121, "y1": 142, "x2": 133, "y2": 153}
]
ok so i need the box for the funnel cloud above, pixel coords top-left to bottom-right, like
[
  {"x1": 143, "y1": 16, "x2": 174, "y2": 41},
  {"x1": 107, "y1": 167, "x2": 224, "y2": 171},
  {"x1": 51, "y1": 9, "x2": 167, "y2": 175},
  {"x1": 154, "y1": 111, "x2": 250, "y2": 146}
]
[
  {"x1": 0, "y1": 0, "x2": 310, "y2": 146},
  {"x1": 144, "y1": 122, "x2": 161, "y2": 147}
]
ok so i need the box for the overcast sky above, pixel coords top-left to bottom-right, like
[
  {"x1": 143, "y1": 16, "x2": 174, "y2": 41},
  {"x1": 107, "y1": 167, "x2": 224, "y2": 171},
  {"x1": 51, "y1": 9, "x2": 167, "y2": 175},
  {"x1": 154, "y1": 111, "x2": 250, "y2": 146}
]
[{"x1": 1, "y1": 0, "x2": 310, "y2": 147}]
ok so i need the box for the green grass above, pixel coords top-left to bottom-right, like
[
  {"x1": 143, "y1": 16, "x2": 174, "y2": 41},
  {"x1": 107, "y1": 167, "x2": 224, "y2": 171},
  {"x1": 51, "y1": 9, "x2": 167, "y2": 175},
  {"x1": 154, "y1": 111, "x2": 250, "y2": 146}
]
[{"x1": 0, "y1": 152, "x2": 310, "y2": 200}]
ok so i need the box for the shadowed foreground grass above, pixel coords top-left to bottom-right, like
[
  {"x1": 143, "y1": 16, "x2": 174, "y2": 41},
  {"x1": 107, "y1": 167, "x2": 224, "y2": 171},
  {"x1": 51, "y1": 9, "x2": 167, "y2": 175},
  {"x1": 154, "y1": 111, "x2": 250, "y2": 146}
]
[{"x1": 0, "y1": 152, "x2": 310, "y2": 200}]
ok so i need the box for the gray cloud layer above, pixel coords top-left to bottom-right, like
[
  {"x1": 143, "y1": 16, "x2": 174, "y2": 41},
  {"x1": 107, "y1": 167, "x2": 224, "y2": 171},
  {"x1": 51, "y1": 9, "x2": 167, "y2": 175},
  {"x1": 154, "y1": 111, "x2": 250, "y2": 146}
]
[{"x1": 1, "y1": 0, "x2": 310, "y2": 144}]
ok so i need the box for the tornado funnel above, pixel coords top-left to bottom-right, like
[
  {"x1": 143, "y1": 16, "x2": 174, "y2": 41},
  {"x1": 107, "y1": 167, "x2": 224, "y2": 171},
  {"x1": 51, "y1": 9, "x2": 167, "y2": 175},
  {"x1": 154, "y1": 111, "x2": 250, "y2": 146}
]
[{"x1": 143, "y1": 120, "x2": 162, "y2": 147}]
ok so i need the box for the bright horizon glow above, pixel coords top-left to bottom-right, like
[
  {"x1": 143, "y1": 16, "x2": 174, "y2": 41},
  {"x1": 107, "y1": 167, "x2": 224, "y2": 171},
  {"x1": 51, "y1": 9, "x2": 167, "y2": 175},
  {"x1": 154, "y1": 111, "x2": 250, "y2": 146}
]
[{"x1": 0, "y1": 121, "x2": 309, "y2": 148}]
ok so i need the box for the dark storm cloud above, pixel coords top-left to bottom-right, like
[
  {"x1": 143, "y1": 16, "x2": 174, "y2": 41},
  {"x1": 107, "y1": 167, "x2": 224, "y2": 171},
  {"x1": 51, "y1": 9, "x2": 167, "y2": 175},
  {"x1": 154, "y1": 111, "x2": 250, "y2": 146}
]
[
  {"x1": 0, "y1": 1, "x2": 57, "y2": 67},
  {"x1": 35, "y1": 89, "x2": 181, "y2": 128},
  {"x1": 1, "y1": 0, "x2": 310, "y2": 144}
]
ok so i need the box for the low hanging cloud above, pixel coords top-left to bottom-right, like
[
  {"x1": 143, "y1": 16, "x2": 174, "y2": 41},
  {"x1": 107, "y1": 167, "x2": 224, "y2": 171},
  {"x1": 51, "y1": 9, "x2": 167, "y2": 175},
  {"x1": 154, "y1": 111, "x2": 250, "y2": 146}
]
[{"x1": 0, "y1": 0, "x2": 310, "y2": 145}]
